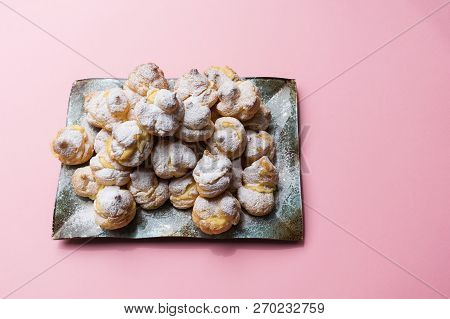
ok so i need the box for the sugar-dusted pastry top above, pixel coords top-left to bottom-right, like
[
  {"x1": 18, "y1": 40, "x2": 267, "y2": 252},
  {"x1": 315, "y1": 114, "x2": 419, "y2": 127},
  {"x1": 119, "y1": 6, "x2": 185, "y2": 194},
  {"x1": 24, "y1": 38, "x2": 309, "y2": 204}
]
[
  {"x1": 193, "y1": 150, "x2": 232, "y2": 198},
  {"x1": 209, "y1": 117, "x2": 247, "y2": 160},
  {"x1": 169, "y1": 174, "x2": 199, "y2": 209},
  {"x1": 90, "y1": 150, "x2": 131, "y2": 186},
  {"x1": 134, "y1": 89, "x2": 184, "y2": 137},
  {"x1": 128, "y1": 168, "x2": 169, "y2": 210},
  {"x1": 52, "y1": 125, "x2": 94, "y2": 165},
  {"x1": 151, "y1": 139, "x2": 197, "y2": 179},
  {"x1": 71, "y1": 166, "x2": 99, "y2": 200},
  {"x1": 124, "y1": 62, "x2": 168, "y2": 96},
  {"x1": 244, "y1": 130, "x2": 275, "y2": 167},
  {"x1": 94, "y1": 186, "x2": 136, "y2": 230},
  {"x1": 192, "y1": 191, "x2": 241, "y2": 235},
  {"x1": 107, "y1": 120, "x2": 153, "y2": 167}
]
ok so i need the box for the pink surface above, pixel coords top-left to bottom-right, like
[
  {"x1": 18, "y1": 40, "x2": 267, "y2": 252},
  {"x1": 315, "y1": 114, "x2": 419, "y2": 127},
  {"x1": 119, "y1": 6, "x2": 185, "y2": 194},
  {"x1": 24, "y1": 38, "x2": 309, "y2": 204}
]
[{"x1": 0, "y1": 0, "x2": 449, "y2": 299}]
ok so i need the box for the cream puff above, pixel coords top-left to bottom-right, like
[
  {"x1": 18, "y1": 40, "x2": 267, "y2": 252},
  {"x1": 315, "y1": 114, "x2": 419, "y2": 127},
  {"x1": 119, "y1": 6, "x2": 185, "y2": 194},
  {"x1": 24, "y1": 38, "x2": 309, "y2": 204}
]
[
  {"x1": 169, "y1": 174, "x2": 199, "y2": 209},
  {"x1": 94, "y1": 186, "x2": 136, "y2": 230},
  {"x1": 124, "y1": 62, "x2": 168, "y2": 97},
  {"x1": 244, "y1": 130, "x2": 275, "y2": 167},
  {"x1": 205, "y1": 66, "x2": 241, "y2": 89},
  {"x1": 237, "y1": 156, "x2": 278, "y2": 216},
  {"x1": 208, "y1": 117, "x2": 247, "y2": 160},
  {"x1": 192, "y1": 192, "x2": 241, "y2": 235},
  {"x1": 151, "y1": 139, "x2": 197, "y2": 179},
  {"x1": 193, "y1": 150, "x2": 232, "y2": 198},
  {"x1": 216, "y1": 80, "x2": 261, "y2": 121},
  {"x1": 52, "y1": 125, "x2": 94, "y2": 165},
  {"x1": 93, "y1": 129, "x2": 111, "y2": 154},
  {"x1": 176, "y1": 98, "x2": 214, "y2": 142},
  {"x1": 242, "y1": 102, "x2": 272, "y2": 131},
  {"x1": 228, "y1": 158, "x2": 243, "y2": 194},
  {"x1": 84, "y1": 88, "x2": 130, "y2": 131},
  {"x1": 71, "y1": 166, "x2": 100, "y2": 200},
  {"x1": 89, "y1": 150, "x2": 131, "y2": 186},
  {"x1": 134, "y1": 89, "x2": 184, "y2": 137},
  {"x1": 107, "y1": 120, "x2": 153, "y2": 167},
  {"x1": 128, "y1": 168, "x2": 169, "y2": 210}
]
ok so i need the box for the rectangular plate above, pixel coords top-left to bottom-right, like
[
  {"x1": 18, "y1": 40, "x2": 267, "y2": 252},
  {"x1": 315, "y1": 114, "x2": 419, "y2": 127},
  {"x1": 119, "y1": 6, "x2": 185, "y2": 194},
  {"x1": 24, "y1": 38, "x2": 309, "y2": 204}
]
[{"x1": 52, "y1": 78, "x2": 303, "y2": 241}]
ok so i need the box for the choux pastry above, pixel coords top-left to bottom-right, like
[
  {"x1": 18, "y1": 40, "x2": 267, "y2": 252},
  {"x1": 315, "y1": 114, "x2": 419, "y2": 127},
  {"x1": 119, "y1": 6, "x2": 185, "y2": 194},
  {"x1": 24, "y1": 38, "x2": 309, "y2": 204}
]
[
  {"x1": 216, "y1": 80, "x2": 261, "y2": 121},
  {"x1": 244, "y1": 130, "x2": 275, "y2": 167},
  {"x1": 208, "y1": 117, "x2": 247, "y2": 160},
  {"x1": 71, "y1": 166, "x2": 100, "y2": 200},
  {"x1": 151, "y1": 139, "x2": 197, "y2": 179},
  {"x1": 84, "y1": 88, "x2": 131, "y2": 131},
  {"x1": 52, "y1": 125, "x2": 94, "y2": 165},
  {"x1": 93, "y1": 129, "x2": 111, "y2": 154},
  {"x1": 169, "y1": 174, "x2": 199, "y2": 209},
  {"x1": 124, "y1": 63, "x2": 168, "y2": 97},
  {"x1": 134, "y1": 89, "x2": 184, "y2": 137},
  {"x1": 228, "y1": 158, "x2": 243, "y2": 194},
  {"x1": 193, "y1": 150, "x2": 232, "y2": 198},
  {"x1": 176, "y1": 98, "x2": 214, "y2": 142},
  {"x1": 237, "y1": 156, "x2": 278, "y2": 216},
  {"x1": 205, "y1": 66, "x2": 241, "y2": 89},
  {"x1": 128, "y1": 168, "x2": 169, "y2": 210},
  {"x1": 192, "y1": 191, "x2": 241, "y2": 235},
  {"x1": 107, "y1": 120, "x2": 153, "y2": 167},
  {"x1": 94, "y1": 186, "x2": 136, "y2": 230},
  {"x1": 242, "y1": 102, "x2": 272, "y2": 131},
  {"x1": 90, "y1": 150, "x2": 131, "y2": 186}
]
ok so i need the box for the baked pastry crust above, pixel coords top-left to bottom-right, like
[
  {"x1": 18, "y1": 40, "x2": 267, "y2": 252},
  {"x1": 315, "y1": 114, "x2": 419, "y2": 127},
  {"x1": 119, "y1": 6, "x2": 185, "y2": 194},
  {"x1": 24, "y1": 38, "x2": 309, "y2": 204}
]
[
  {"x1": 174, "y1": 69, "x2": 218, "y2": 107},
  {"x1": 228, "y1": 158, "x2": 243, "y2": 194},
  {"x1": 93, "y1": 129, "x2": 111, "y2": 154},
  {"x1": 205, "y1": 66, "x2": 241, "y2": 89},
  {"x1": 52, "y1": 125, "x2": 94, "y2": 165},
  {"x1": 237, "y1": 156, "x2": 278, "y2": 216},
  {"x1": 242, "y1": 102, "x2": 271, "y2": 131},
  {"x1": 176, "y1": 97, "x2": 214, "y2": 142},
  {"x1": 216, "y1": 80, "x2": 261, "y2": 121},
  {"x1": 107, "y1": 120, "x2": 153, "y2": 167},
  {"x1": 192, "y1": 192, "x2": 241, "y2": 235},
  {"x1": 151, "y1": 139, "x2": 197, "y2": 179},
  {"x1": 124, "y1": 63, "x2": 168, "y2": 97},
  {"x1": 94, "y1": 186, "x2": 136, "y2": 230},
  {"x1": 169, "y1": 174, "x2": 199, "y2": 209},
  {"x1": 128, "y1": 168, "x2": 169, "y2": 210},
  {"x1": 90, "y1": 150, "x2": 131, "y2": 186},
  {"x1": 134, "y1": 89, "x2": 184, "y2": 137},
  {"x1": 71, "y1": 166, "x2": 100, "y2": 200},
  {"x1": 244, "y1": 130, "x2": 275, "y2": 167},
  {"x1": 84, "y1": 88, "x2": 131, "y2": 131},
  {"x1": 209, "y1": 117, "x2": 247, "y2": 160},
  {"x1": 193, "y1": 150, "x2": 232, "y2": 198}
]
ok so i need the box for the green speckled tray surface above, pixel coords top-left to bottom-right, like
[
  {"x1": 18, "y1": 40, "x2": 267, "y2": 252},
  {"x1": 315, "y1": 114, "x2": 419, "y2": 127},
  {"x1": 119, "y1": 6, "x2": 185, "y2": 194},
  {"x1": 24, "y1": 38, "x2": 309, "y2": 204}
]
[{"x1": 52, "y1": 77, "x2": 303, "y2": 241}]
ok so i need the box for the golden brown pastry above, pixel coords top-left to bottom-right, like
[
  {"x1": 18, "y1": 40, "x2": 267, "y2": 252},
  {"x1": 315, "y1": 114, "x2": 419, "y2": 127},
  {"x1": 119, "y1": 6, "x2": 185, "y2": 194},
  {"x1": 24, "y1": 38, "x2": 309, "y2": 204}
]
[
  {"x1": 128, "y1": 168, "x2": 169, "y2": 210},
  {"x1": 52, "y1": 125, "x2": 94, "y2": 165},
  {"x1": 215, "y1": 80, "x2": 261, "y2": 121},
  {"x1": 205, "y1": 66, "x2": 241, "y2": 88},
  {"x1": 169, "y1": 174, "x2": 199, "y2": 209},
  {"x1": 90, "y1": 150, "x2": 131, "y2": 186},
  {"x1": 94, "y1": 186, "x2": 136, "y2": 230},
  {"x1": 192, "y1": 192, "x2": 241, "y2": 235},
  {"x1": 174, "y1": 69, "x2": 218, "y2": 107},
  {"x1": 176, "y1": 98, "x2": 214, "y2": 142},
  {"x1": 124, "y1": 62, "x2": 168, "y2": 97},
  {"x1": 208, "y1": 117, "x2": 247, "y2": 160},
  {"x1": 71, "y1": 166, "x2": 100, "y2": 200},
  {"x1": 134, "y1": 89, "x2": 184, "y2": 137},
  {"x1": 193, "y1": 150, "x2": 232, "y2": 198},
  {"x1": 151, "y1": 139, "x2": 197, "y2": 179},
  {"x1": 242, "y1": 102, "x2": 271, "y2": 131},
  {"x1": 244, "y1": 130, "x2": 275, "y2": 167},
  {"x1": 84, "y1": 88, "x2": 131, "y2": 131},
  {"x1": 107, "y1": 120, "x2": 153, "y2": 167},
  {"x1": 93, "y1": 129, "x2": 111, "y2": 154},
  {"x1": 237, "y1": 156, "x2": 278, "y2": 216}
]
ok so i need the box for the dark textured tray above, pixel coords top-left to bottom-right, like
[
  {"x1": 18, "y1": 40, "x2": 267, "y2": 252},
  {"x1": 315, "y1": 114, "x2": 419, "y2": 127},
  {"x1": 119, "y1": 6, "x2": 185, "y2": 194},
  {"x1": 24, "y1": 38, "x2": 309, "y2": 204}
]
[{"x1": 52, "y1": 77, "x2": 303, "y2": 240}]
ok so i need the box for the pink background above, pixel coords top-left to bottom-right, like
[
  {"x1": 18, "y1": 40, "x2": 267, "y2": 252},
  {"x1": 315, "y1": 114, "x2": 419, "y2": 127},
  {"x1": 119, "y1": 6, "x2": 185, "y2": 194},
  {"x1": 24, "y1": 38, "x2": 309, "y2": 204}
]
[{"x1": 1, "y1": 0, "x2": 449, "y2": 298}]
